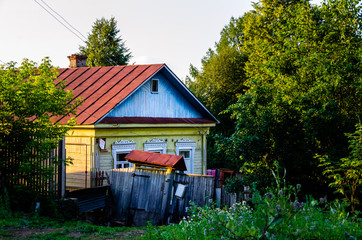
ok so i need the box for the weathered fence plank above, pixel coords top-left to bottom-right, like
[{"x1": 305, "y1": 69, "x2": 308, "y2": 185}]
[
  {"x1": 170, "y1": 173, "x2": 214, "y2": 222},
  {"x1": 220, "y1": 185, "x2": 251, "y2": 208},
  {"x1": 108, "y1": 169, "x2": 215, "y2": 226},
  {"x1": 109, "y1": 168, "x2": 168, "y2": 225}
]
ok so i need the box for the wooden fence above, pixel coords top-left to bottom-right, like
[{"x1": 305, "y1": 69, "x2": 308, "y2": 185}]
[
  {"x1": 91, "y1": 169, "x2": 110, "y2": 187},
  {"x1": 108, "y1": 168, "x2": 214, "y2": 226},
  {"x1": 170, "y1": 173, "x2": 214, "y2": 222},
  {"x1": 0, "y1": 137, "x2": 65, "y2": 198},
  {"x1": 219, "y1": 186, "x2": 250, "y2": 208}
]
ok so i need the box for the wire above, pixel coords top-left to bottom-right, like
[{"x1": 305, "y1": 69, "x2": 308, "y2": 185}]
[
  {"x1": 33, "y1": 0, "x2": 123, "y2": 67},
  {"x1": 34, "y1": 0, "x2": 85, "y2": 42},
  {"x1": 39, "y1": 0, "x2": 88, "y2": 40}
]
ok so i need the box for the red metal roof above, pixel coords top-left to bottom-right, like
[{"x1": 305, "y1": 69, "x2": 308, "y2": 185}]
[
  {"x1": 125, "y1": 150, "x2": 187, "y2": 171},
  {"x1": 52, "y1": 64, "x2": 164, "y2": 125},
  {"x1": 99, "y1": 117, "x2": 217, "y2": 124}
]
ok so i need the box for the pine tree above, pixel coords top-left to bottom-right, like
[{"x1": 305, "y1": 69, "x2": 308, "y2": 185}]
[{"x1": 79, "y1": 17, "x2": 132, "y2": 67}]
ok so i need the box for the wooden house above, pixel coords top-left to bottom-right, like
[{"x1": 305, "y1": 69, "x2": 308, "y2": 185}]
[{"x1": 54, "y1": 55, "x2": 218, "y2": 190}]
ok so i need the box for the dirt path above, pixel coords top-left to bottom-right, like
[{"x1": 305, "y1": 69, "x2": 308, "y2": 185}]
[{"x1": 1, "y1": 227, "x2": 146, "y2": 239}]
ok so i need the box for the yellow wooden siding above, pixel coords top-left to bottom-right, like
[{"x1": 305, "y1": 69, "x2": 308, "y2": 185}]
[
  {"x1": 64, "y1": 125, "x2": 211, "y2": 188},
  {"x1": 193, "y1": 150, "x2": 203, "y2": 174},
  {"x1": 94, "y1": 127, "x2": 208, "y2": 175},
  {"x1": 65, "y1": 135, "x2": 94, "y2": 189},
  {"x1": 99, "y1": 152, "x2": 113, "y2": 170}
]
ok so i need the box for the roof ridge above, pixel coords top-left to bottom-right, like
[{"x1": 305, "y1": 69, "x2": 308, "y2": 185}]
[{"x1": 57, "y1": 63, "x2": 164, "y2": 71}]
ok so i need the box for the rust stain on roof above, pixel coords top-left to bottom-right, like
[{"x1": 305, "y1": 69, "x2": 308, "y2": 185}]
[{"x1": 125, "y1": 150, "x2": 187, "y2": 171}]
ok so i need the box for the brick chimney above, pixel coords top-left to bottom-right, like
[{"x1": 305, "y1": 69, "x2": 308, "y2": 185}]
[{"x1": 67, "y1": 54, "x2": 87, "y2": 68}]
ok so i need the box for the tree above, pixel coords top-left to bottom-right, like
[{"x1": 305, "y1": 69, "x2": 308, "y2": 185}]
[
  {"x1": 186, "y1": 16, "x2": 248, "y2": 168},
  {"x1": 319, "y1": 123, "x2": 362, "y2": 212},
  {"x1": 0, "y1": 58, "x2": 81, "y2": 210},
  {"x1": 79, "y1": 17, "x2": 132, "y2": 67},
  {"x1": 219, "y1": 0, "x2": 361, "y2": 194}
]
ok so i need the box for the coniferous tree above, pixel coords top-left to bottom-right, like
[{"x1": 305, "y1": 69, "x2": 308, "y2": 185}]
[{"x1": 79, "y1": 17, "x2": 132, "y2": 67}]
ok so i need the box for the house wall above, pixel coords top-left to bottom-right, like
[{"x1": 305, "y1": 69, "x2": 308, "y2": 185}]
[
  {"x1": 106, "y1": 73, "x2": 203, "y2": 118},
  {"x1": 65, "y1": 128, "x2": 96, "y2": 190},
  {"x1": 95, "y1": 126, "x2": 209, "y2": 175},
  {"x1": 64, "y1": 125, "x2": 210, "y2": 189}
]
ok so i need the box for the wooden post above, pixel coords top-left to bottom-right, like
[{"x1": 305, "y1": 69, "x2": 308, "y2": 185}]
[
  {"x1": 160, "y1": 168, "x2": 174, "y2": 225},
  {"x1": 202, "y1": 132, "x2": 207, "y2": 175},
  {"x1": 126, "y1": 168, "x2": 136, "y2": 226},
  {"x1": 58, "y1": 137, "x2": 66, "y2": 198}
]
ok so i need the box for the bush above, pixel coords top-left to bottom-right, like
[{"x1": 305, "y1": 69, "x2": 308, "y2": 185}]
[
  {"x1": 142, "y1": 184, "x2": 361, "y2": 239},
  {"x1": 224, "y1": 177, "x2": 244, "y2": 194}
]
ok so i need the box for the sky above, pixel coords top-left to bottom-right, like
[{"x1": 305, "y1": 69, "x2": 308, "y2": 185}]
[{"x1": 0, "y1": 0, "x2": 322, "y2": 80}]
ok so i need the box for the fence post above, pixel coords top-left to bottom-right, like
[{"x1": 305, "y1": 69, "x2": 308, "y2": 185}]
[
  {"x1": 58, "y1": 138, "x2": 66, "y2": 198},
  {"x1": 126, "y1": 169, "x2": 136, "y2": 226},
  {"x1": 160, "y1": 168, "x2": 174, "y2": 225}
]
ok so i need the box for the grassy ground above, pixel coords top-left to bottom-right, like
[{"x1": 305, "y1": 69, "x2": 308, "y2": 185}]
[{"x1": 0, "y1": 212, "x2": 147, "y2": 240}]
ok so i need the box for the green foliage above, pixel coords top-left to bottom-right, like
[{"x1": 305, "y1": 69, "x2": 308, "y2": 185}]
[
  {"x1": 319, "y1": 123, "x2": 362, "y2": 212},
  {"x1": 79, "y1": 17, "x2": 132, "y2": 67},
  {"x1": 0, "y1": 58, "x2": 81, "y2": 211},
  {"x1": 186, "y1": 16, "x2": 248, "y2": 169},
  {"x1": 142, "y1": 185, "x2": 362, "y2": 239},
  {"x1": 224, "y1": 177, "x2": 244, "y2": 194},
  {"x1": 217, "y1": 0, "x2": 361, "y2": 194}
]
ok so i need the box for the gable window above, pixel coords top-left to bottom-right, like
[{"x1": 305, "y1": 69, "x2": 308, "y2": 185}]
[
  {"x1": 112, "y1": 140, "x2": 136, "y2": 169},
  {"x1": 151, "y1": 79, "x2": 159, "y2": 93},
  {"x1": 175, "y1": 138, "x2": 195, "y2": 174},
  {"x1": 144, "y1": 138, "x2": 166, "y2": 153}
]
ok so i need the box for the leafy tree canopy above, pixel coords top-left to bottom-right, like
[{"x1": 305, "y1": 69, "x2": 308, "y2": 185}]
[
  {"x1": 319, "y1": 123, "x2": 362, "y2": 212},
  {"x1": 219, "y1": 0, "x2": 361, "y2": 194},
  {"x1": 0, "y1": 58, "x2": 81, "y2": 206},
  {"x1": 0, "y1": 58, "x2": 80, "y2": 133},
  {"x1": 186, "y1": 16, "x2": 249, "y2": 168},
  {"x1": 79, "y1": 17, "x2": 132, "y2": 67}
]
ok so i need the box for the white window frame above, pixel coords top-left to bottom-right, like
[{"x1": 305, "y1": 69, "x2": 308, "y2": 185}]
[
  {"x1": 144, "y1": 138, "x2": 167, "y2": 153},
  {"x1": 175, "y1": 138, "x2": 196, "y2": 174},
  {"x1": 112, "y1": 140, "x2": 136, "y2": 169}
]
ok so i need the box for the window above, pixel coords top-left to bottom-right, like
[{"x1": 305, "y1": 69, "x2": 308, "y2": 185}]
[
  {"x1": 179, "y1": 150, "x2": 192, "y2": 173},
  {"x1": 112, "y1": 140, "x2": 136, "y2": 169},
  {"x1": 175, "y1": 138, "x2": 195, "y2": 174},
  {"x1": 151, "y1": 79, "x2": 159, "y2": 93},
  {"x1": 149, "y1": 150, "x2": 162, "y2": 153},
  {"x1": 179, "y1": 150, "x2": 190, "y2": 159},
  {"x1": 116, "y1": 153, "x2": 131, "y2": 168},
  {"x1": 144, "y1": 139, "x2": 166, "y2": 153}
]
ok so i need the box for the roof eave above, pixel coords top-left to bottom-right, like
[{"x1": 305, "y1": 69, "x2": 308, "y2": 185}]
[{"x1": 94, "y1": 122, "x2": 216, "y2": 128}]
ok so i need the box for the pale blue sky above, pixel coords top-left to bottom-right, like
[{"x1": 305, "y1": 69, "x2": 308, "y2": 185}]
[{"x1": 0, "y1": 0, "x2": 322, "y2": 80}]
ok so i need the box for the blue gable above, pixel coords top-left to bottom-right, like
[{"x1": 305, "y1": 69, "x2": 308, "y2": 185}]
[{"x1": 106, "y1": 71, "x2": 204, "y2": 119}]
